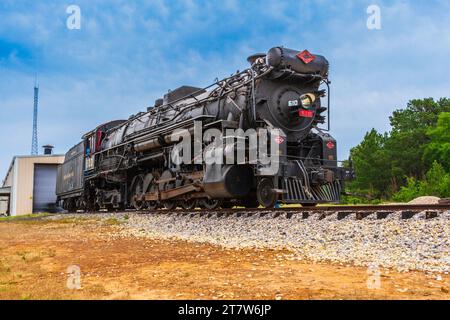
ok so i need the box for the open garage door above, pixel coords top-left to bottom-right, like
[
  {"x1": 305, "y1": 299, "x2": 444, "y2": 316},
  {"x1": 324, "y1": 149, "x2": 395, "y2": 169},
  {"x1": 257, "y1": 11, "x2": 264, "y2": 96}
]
[{"x1": 33, "y1": 164, "x2": 58, "y2": 212}]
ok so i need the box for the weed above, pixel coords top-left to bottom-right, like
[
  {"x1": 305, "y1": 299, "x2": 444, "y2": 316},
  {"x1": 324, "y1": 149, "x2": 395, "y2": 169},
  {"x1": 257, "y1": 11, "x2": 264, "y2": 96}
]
[
  {"x1": 0, "y1": 286, "x2": 10, "y2": 293},
  {"x1": 16, "y1": 251, "x2": 28, "y2": 261},
  {"x1": 0, "y1": 263, "x2": 11, "y2": 274},
  {"x1": 105, "y1": 218, "x2": 122, "y2": 226},
  {"x1": 21, "y1": 293, "x2": 31, "y2": 300},
  {"x1": 43, "y1": 249, "x2": 56, "y2": 258},
  {"x1": 15, "y1": 251, "x2": 42, "y2": 262}
]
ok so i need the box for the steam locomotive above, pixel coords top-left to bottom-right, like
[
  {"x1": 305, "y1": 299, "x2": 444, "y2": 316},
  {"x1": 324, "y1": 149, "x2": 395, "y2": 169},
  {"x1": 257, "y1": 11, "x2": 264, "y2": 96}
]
[{"x1": 56, "y1": 46, "x2": 353, "y2": 211}]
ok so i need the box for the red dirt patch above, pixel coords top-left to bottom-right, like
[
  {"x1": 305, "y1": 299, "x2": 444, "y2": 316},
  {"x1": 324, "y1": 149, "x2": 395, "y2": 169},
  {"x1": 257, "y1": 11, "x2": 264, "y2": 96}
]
[{"x1": 0, "y1": 217, "x2": 448, "y2": 300}]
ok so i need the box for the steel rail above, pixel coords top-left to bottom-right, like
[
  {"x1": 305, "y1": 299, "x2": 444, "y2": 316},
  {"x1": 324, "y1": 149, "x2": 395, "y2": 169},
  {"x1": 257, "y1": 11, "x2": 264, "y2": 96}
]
[{"x1": 112, "y1": 203, "x2": 450, "y2": 215}]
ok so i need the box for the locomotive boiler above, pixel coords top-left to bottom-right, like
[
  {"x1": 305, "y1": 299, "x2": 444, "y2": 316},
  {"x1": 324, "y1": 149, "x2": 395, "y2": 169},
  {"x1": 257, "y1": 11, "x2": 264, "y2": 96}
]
[{"x1": 56, "y1": 46, "x2": 353, "y2": 211}]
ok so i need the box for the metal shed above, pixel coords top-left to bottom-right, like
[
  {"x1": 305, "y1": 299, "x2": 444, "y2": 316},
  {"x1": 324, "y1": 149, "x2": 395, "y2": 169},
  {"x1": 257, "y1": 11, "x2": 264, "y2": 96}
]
[{"x1": 1, "y1": 154, "x2": 65, "y2": 216}]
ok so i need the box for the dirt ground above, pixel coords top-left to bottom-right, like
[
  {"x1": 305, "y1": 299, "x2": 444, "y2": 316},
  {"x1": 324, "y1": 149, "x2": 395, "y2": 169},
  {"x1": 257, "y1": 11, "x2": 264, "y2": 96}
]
[{"x1": 0, "y1": 216, "x2": 448, "y2": 300}]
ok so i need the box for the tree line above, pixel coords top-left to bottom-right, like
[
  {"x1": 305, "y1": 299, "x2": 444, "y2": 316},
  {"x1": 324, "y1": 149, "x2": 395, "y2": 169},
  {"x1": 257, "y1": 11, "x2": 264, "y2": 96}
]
[{"x1": 345, "y1": 98, "x2": 450, "y2": 203}]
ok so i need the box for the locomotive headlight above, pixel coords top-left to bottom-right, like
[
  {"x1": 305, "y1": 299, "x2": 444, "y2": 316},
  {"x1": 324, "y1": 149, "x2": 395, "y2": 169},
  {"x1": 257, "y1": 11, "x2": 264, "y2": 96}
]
[{"x1": 299, "y1": 93, "x2": 316, "y2": 109}]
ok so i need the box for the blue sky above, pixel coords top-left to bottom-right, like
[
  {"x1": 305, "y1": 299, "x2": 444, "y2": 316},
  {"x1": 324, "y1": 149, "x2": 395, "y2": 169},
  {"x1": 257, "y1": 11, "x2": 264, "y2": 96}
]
[{"x1": 1, "y1": 0, "x2": 450, "y2": 177}]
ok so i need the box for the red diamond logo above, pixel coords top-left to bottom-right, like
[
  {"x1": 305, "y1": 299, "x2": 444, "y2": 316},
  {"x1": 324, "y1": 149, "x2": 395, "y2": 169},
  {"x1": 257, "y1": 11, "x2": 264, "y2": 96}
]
[
  {"x1": 274, "y1": 136, "x2": 285, "y2": 144},
  {"x1": 297, "y1": 50, "x2": 315, "y2": 64},
  {"x1": 326, "y1": 141, "x2": 335, "y2": 149}
]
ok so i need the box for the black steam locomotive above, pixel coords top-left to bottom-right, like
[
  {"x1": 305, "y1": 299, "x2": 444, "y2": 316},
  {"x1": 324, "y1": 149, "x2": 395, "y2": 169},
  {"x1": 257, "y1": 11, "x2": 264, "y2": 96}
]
[{"x1": 56, "y1": 46, "x2": 353, "y2": 211}]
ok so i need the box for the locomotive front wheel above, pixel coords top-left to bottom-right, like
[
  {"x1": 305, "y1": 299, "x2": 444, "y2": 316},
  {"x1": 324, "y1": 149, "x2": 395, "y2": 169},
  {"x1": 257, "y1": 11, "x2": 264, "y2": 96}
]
[{"x1": 257, "y1": 178, "x2": 277, "y2": 208}]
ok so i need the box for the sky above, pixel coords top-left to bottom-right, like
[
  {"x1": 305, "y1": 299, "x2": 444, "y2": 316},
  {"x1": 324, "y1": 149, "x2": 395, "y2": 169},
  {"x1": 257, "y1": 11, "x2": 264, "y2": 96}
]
[{"x1": 1, "y1": 0, "x2": 450, "y2": 178}]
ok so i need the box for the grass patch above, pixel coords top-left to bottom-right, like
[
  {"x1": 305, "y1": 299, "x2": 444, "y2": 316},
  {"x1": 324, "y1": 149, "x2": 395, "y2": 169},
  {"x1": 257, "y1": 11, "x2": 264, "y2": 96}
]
[
  {"x1": 0, "y1": 280, "x2": 17, "y2": 293},
  {"x1": 0, "y1": 286, "x2": 11, "y2": 293},
  {"x1": 0, "y1": 263, "x2": 11, "y2": 275},
  {"x1": 85, "y1": 283, "x2": 108, "y2": 295},
  {"x1": 50, "y1": 217, "x2": 92, "y2": 225},
  {"x1": 12, "y1": 248, "x2": 57, "y2": 264},
  {"x1": 105, "y1": 218, "x2": 122, "y2": 226},
  {"x1": 15, "y1": 251, "x2": 44, "y2": 263},
  {"x1": 42, "y1": 249, "x2": 56, "y2": 258},
  {"x1": 20, "y1": 293, "x2": 32, "y2": 300},
  {"x1": 0, "y1": 213, "x2": 53, "y2": 223},
  {"x1": 0, "y1": 213, "x2": 100, "y2": 229}
]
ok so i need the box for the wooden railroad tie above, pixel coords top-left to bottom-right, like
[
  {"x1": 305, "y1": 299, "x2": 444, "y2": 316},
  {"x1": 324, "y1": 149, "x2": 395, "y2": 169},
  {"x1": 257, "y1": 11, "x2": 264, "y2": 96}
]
[
  {"x1": 401, "y1": 210, "x2": 418, "y2": 219},
  {"x1": 376, "y1": 211, "x2": 393, "y2": 219}
]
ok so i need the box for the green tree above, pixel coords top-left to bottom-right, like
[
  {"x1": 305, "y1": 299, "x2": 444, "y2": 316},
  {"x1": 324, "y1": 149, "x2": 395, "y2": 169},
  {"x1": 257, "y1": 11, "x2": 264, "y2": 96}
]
[
  {"x1": 389, "y1": 98, "x2": 450, "y2": 133},
  {"x1": 348, "y1": 129, "x2": 390, "y2": 198},
  {"x1": 385, "y1": 98, "x2": 450, "y2": 186},
  {"x1": 424, "y1": 161, "x2": 450, "y2": 196},
  {"x1": 393, "y1": 161, "x2": 450, "y2": 202},
  {"x1": 346, "y1": 98, "x2": 450, "y2": 202},
  {"x1": 423, "y1": 112, "x2": 450, "y2": 171}
]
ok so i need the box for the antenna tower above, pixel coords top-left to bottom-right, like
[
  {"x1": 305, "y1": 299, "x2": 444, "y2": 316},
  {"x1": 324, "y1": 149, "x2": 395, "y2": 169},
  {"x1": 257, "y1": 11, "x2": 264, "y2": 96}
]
[{"x1": 31, "y1": 78, "x2": 39, "y2": 155}]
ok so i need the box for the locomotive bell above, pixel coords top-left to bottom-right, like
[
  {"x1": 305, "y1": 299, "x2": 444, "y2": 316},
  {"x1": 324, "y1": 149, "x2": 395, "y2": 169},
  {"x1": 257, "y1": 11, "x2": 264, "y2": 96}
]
[{"x1": 247, "y1": 53, "x2": 266, "y2": 65}]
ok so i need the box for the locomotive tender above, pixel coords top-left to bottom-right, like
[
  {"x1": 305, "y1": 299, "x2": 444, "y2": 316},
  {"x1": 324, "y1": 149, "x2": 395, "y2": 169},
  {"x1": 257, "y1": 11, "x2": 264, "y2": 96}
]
[{"x1": 56, "y1": 46, "x2": 353, "y2": 211}]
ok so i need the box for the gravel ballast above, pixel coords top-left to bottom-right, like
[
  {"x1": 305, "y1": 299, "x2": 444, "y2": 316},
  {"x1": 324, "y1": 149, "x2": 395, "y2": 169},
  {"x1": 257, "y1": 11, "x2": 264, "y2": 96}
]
[{"x1": 57, "y1": 210, "x2": 450, "y2": 274}]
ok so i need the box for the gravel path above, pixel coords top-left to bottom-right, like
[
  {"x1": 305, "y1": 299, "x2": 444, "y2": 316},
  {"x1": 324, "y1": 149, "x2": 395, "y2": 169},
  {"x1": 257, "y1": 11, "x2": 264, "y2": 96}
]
[{"x1": 57, "y1": 210, "x2": 450, "y2": 274}]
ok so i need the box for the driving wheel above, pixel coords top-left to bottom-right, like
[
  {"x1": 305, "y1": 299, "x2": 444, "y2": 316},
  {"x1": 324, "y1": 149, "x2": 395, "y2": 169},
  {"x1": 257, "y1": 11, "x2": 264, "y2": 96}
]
[
  {"x1": 130, "y1": 175, "x2": 145, "y2": 210},
  {"x1": 159, "y1": 170, "x2": 177, "y2": 210},
  {"x1": 145, "y1": 174, "x2": 160, "y2": 211}
]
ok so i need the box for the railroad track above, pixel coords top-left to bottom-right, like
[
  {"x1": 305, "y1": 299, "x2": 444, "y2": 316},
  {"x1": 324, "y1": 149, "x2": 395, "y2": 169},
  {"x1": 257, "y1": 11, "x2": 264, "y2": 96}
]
[{"x1": 120, "y1": 203, "x2": 450, "y2": 221}]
